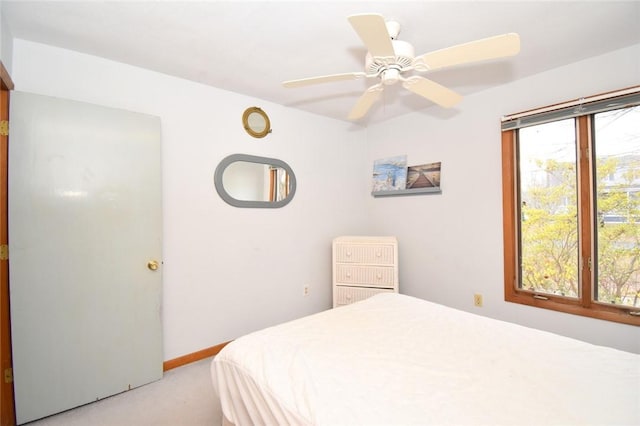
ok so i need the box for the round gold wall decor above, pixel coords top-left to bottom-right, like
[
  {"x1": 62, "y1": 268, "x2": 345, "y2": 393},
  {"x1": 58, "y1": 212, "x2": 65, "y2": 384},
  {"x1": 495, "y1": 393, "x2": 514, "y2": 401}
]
[{"x1": 242, "y1": 107, "x2": 271, "y2": 138}]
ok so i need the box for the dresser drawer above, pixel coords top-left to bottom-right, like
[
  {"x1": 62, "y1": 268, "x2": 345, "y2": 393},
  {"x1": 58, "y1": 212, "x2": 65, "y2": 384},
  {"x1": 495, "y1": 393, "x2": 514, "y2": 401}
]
[
  {"x1": 335, "y1": 264, "x2": 395, "y2": 287},
  {"x1": 334, "y1": 286, "x2": 394, "y2": 306},
  {"x1": 332, "y1": 236, "x2": 398, "y2": 308},
  {"x1": 334, "y1": 243, "x2": 395, "y2": 265}
]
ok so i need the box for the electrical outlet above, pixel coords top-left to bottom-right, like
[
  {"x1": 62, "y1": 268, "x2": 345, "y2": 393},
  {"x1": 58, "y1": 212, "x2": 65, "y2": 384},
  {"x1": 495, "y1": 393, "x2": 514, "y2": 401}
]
[
  {"x1": 474, "y1": 293, "x2": 483, "y2": 307},
  {"x1": 303, "y1": 285, "x2": 310, "y2": 296}
]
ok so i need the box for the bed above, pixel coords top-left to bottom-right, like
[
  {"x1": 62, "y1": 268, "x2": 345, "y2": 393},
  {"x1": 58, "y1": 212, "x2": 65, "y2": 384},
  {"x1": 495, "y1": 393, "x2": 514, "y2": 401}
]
[{"x1": 211, "y1": 293, "x2": 640, "y2": 425}]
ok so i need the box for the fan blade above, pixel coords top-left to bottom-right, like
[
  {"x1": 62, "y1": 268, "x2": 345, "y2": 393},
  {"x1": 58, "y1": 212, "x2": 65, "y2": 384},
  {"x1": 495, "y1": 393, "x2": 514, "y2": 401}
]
[
  {"x1": 413, "y1": 33, "x2": 520, "y2": 72},
  {"x1": 402, "y1": 76, "x2": 462, "y2": 108},
  {"x1": 348, "y1": 84, "x2": 384, "y2": 120},
  {"x1": 348, "y1": 14, "x2": 395, "y2": 58},
  {"x1": 283, "y1": 72, "x2": 367, "y2": 88}
]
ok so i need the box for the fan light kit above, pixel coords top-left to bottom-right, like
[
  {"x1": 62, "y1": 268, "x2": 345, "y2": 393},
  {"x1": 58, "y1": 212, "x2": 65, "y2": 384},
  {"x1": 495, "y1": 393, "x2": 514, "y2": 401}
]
[{"x1": 283, "y1": 13, "x2": 521, "y2": 120}]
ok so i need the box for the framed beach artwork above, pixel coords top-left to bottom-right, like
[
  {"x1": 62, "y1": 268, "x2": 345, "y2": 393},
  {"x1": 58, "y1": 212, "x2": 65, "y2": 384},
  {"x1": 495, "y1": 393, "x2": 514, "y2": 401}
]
[
  {"x1": 372, "y1": 155, "x2": 408, "y2": 192},
  {"x1": 406, "y1": 162, "x2": 441, "y2": 189}
]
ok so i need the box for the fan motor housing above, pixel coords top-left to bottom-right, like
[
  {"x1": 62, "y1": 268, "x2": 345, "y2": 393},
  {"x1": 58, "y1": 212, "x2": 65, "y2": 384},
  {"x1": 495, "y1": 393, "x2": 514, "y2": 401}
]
[{"x1": 365, "y1": 39, "x2": 415, "y2": 75}]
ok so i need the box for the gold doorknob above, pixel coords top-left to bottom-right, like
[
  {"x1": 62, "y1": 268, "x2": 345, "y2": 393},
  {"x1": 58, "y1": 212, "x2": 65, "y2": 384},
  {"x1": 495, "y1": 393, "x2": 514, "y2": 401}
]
[{"x1": 147, "y1": 260, "x2": 159, "y2": 271}]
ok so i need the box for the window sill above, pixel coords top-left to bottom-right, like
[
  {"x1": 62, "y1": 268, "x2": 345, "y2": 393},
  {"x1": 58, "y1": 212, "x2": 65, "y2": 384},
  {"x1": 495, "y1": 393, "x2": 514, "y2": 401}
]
[{"x1": 505, "y1": 291, "x2": 640, "y2": 326}]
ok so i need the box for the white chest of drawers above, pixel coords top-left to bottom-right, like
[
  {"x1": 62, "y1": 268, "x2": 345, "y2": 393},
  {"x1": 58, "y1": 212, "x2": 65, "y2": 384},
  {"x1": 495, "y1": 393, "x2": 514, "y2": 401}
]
[{"x1": 332, "y1": 236, "x2": 399, "y2": 308}]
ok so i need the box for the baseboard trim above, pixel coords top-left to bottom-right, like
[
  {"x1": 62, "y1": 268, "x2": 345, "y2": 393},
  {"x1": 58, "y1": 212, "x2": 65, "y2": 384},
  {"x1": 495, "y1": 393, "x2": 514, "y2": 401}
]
[{"x1": 163, "y1": 341, "x2": 231, "y2": 372}]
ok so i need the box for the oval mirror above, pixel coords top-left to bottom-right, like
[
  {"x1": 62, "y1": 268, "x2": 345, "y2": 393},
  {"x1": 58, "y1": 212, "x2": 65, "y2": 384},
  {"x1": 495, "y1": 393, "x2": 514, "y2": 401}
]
[
  {"x1": 214, "y1": 154, "x2": 296, "y2": 208},
  {"x1": 242, "y1": 107, "x2": 271, "y2": 138}
]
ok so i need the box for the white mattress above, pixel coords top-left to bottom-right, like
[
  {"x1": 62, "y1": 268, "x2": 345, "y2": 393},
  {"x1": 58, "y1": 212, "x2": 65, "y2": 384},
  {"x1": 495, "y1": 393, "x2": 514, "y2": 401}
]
[{"x1": 211, "y1": 293, "x2": 640, "y2": 425}]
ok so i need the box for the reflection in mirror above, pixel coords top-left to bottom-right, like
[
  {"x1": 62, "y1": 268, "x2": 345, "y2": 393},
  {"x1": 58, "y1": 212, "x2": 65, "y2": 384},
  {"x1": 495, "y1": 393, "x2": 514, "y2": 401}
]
[
  {"x1": 214, "y1": 154, "x2": 296, "y2": 208},
  {"x1": 223, "y1": 161, "x2": 290, "y2": 202},
  {"x1": 247, "y1": 114, "x2": 266, "y2": 133}
]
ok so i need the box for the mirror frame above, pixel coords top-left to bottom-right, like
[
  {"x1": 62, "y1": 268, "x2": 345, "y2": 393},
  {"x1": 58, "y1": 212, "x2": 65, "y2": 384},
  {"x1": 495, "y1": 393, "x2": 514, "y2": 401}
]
[
  {"x1": 242, "y1": 107, "x2": 271, "y2": 138},
  {"x1": 214, "y1": 153, "x2": 297, "y2": 208}
]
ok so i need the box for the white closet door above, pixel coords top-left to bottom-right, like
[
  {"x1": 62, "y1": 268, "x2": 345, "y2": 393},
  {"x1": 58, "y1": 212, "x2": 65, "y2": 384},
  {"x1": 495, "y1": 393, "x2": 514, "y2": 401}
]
[{"x1": 9, "y1": 91, "x2": 163, "y2": 424}]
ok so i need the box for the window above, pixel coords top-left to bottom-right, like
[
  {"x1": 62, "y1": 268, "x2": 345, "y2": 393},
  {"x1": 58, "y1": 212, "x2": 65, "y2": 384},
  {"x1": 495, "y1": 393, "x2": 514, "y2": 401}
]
[{"x1": 502, "y1": 88, "x2": 640, "y2": 325}]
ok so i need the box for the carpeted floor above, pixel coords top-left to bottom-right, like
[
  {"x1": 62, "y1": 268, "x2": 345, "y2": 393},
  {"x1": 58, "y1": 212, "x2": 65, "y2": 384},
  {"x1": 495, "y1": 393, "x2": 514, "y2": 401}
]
[{"x1": 26, "y1": 356, "x2": 222, "y2": 426}]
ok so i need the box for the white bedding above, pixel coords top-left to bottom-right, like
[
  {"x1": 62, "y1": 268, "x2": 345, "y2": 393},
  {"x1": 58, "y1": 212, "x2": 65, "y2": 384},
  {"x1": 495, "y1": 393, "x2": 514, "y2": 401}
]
[{"x1": 211, "y1": 293, "x2": 640, "y2": 425}]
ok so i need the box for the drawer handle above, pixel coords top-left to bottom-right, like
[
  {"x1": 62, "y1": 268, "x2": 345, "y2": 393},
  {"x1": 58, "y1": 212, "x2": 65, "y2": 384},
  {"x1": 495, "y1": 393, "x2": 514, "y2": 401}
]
[
  {"x1": 346, "y1": 295, "x2": 352, "y2": 300},
  {"x1": 346, "y1": 251, "x2": 352, "y2": 257},
  {"x1": 376, "y1": 251, "x2": 381, "y2": 257},
  {"x1": 346, "y1": 273, "x2": 352, "y2": 278},
  {"x1": 376, "y1": 273, "x2": 382, "y2": 279}
]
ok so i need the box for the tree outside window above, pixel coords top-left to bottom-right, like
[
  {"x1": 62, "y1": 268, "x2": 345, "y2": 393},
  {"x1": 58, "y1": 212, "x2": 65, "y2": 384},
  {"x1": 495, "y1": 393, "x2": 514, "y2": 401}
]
[{"x1": 502, "y1": 93, "x2": 640, "y2": 325}]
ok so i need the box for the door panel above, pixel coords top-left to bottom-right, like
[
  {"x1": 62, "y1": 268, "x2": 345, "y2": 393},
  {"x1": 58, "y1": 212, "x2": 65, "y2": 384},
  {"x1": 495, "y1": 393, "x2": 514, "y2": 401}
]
[{"x1": 9, "y1": 92, "x2": 163, "y2": 424}]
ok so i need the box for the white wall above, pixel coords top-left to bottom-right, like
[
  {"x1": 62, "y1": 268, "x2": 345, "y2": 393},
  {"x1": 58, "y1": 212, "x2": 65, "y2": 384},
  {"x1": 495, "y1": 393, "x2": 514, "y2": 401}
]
[
  {"x1": 10, "y1": 37, "x2": 639, "y2": 358},
  {"x1": 11, "y1": 39, "x2": 372, "y2": 360},
  {"x1": 366, "y1": 43, "x2": 640, "y2": 353},
  {"x1": 0, "y1": 4, "x2": 13, "y2": 73}
]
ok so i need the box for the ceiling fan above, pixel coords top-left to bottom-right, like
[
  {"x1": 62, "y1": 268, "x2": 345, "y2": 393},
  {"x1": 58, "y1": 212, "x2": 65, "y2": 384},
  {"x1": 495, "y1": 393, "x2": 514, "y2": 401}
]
[{"x1": 282, "y1": 13, "x2": 521, "y2": 120}]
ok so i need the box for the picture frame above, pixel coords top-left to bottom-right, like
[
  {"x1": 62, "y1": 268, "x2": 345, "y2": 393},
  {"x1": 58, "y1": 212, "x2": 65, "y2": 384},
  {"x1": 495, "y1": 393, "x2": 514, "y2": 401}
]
[
  {"x1": 371, "y1": 155, "x2": 407, "y2": 192},
  {"x1": 406, "y1": 162, "x2": 441, "y2": 189},
  {"x1": 371, "y1": 158, "x2": 442, "y2": 197}
]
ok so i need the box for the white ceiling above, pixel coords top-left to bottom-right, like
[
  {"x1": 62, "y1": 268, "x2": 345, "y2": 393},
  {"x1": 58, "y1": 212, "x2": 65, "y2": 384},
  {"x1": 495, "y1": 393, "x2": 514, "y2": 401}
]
[{"x1": 2, "y1": 1, "x2": 639, "y2": 125}]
